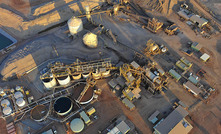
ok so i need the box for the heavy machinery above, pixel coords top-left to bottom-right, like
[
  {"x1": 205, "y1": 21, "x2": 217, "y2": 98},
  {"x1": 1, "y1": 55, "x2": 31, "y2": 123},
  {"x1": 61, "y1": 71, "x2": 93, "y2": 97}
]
[
  {"x1": 165, "y1": 24, "x2": 180, "y2": 35},
  {"x1": 143, "y1": 39, "x2": 167, "y2": 57},
  {"x1": 145, "y1": 18, "x2": 163, "y2": 33}
]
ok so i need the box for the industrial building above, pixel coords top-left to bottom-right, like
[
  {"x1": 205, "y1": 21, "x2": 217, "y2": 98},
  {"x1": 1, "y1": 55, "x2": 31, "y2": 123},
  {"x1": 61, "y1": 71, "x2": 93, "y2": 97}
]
[
  {"x1": 189, "y1": 15, "x2": 208, "y2": 27},
  {"x1": 154, "y1": 106, "x2": 193, "y2": 134},
  {"x1": 183, "y1": 81, "x2": 202, "y2": 96}
]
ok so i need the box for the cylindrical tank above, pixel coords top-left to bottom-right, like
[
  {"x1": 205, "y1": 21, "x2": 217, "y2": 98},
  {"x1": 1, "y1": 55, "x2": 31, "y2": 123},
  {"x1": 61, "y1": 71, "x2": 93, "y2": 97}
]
[
  {"x1": 14, "y1": 91, "x2": 23, "y2": 99},
  {"x1": 92, "y1": 71, "x2": 101, "y2": 80},
  {"x1": 82, "y1": 72, "x2": 90, "y2": 79},
  {"x1": 101, "y1": 70, "x2": 110, "y2": 77},
  {"x1": 67, "y1": 17, "x2": 83, "y2": 35},
  {"x1": 54, "y1": 97, "x2": 73, "y2": 116},
  {"x1": 31, "y1": 105, "x2": 49, "y2": 122},
  {"x1": 1, "y1": 99, "x2": 10, "y2": 107},
  {"x1": 16, "y1": 98, "x2": 26, "y2": 107},
  {"x1": 57, "y1": 75, "x2": 71, "y2": 86},
  {"x1": 72, "y1": 73, "x2": 82, "y2": 80},
  {"x1": 42, "y1": 77, "x2": 57, "y2": 89},
  {"x1": 83, "y1": 32, "x2": 98, "y2": 48},
  {"x1": 70, "y1": 118, "x2": 84, "y2": 133},
  {"x1": 3, "y1": 107, "x2": 12, "y2": 115},
  {"x1": 74, "y1": 83, "x2": 94, "y2": 105}
]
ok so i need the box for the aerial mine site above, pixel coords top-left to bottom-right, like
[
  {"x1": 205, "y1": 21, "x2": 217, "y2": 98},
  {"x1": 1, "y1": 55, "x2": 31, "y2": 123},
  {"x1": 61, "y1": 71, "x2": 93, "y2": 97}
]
[{"x1": 0, "y1": 0, "x2": 221, "y2": 134}]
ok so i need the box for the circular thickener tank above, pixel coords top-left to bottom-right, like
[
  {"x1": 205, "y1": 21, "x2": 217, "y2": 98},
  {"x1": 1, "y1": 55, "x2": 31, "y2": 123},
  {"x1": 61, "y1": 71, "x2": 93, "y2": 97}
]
[
  {"x1": 83, "y1": 32, "x2": 98, "y2": 48},
  {"x1": 70, "y1": 118, "x2": 84, "y2": 133},
  {"x1": 31, "y1": 105, "x2": 49, "y2": 122},
  {"x1": 54, "y1": 97, "x2": 73, "y2": 116},
  {"x1": 42, "y1": 77, "x2": 57, "y2": 89},
  {"x1": 74, "y1": 83, "x2": 94, "y2": 104},
  {"x1": 68, "y1": 17, "x2": 83, "y2": 35},
  {"x1": 1, "y1": 99, "x2": 10, "y2": 107},
  {"x1": 16, "y1": 98, "x2": 26, "y2": 107},
  {"x1": 3, "y1": 107, "x2": 12, "y2": 115},
  {"x1": 57, "y1": 75, "x2": 71, "y2": 86},
  {"x1": 14, "y1": 91, "x2": 23, "y2": 99}
]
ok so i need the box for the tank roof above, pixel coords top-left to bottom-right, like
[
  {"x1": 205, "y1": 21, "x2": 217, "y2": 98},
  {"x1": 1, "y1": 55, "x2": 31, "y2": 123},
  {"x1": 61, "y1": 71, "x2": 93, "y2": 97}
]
[
  {"x1": 31, "y1": 105, "x2": 48, "y2": 121},
  {"x1": 70, "y1": 118, "x2": 84, "y2": 133}
]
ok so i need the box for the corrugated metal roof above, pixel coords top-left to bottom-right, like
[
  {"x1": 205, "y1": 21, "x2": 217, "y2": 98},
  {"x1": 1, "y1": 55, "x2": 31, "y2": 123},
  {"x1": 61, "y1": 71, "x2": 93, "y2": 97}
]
[
  {"x1": 200, "y1": 53, "x2": 210, "y2": 62},
  {"x1": 116, "y1": 121, "x2": 130, "y2": 134},
  {"x1": 108, "y1": 79, "x2": 118, "y2": 89},
  {"x1": 183, "y1": 81, "x2": 201, "y2": 95},
  {"x1": 177, "y1": 11, "x2": 190, "y2": 20},
  {"x1": 80, "y1": 111, "x2": 91, "y2": 124},
  {"x1": 130, "y1": 61, "x2": 140, "y2": 69},
  {"x1": 190, "y1": 15, "x2": 208, "y2": 27},
  {"x1": 122, "y1": 98, "x2": 135, "y2": 110},
  {"x1": 154, "y1": 106, "x2": 189, "y2": 134},
  {"x1": 148, "y1": 110, "x2": 160, "y2": 122},
  {"x1": 169, "y1": 69, "x2": 181, "y2": 80}
]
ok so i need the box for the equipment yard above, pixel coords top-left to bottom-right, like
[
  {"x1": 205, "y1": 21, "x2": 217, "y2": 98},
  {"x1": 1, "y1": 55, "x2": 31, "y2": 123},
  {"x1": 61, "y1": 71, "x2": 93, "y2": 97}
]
[{"x1": 0, "y1": 0, "x2": 221, "y2": 134}]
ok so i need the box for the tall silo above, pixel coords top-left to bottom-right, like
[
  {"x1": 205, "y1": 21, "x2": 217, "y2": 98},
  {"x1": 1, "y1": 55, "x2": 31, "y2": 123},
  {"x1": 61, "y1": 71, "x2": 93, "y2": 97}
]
[{"x1": 67, "y1": 17, "x2": 83, "y2": 35}]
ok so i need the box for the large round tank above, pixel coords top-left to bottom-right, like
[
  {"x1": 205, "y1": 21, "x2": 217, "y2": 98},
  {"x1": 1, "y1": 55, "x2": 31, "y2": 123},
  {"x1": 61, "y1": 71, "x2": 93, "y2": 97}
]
[
  {"x1": 1, "y1": 99, "x2": 10, "y2": 107},
  {"x1": 70, "y1": 118, "x2": 84, "y2": 133},
  {"x1": 54, "y1": 97, "x2": 73, "y2": 116},
  {"x1": 16, "y1": 98, "x2": 26, "y2": 107},
  {"x1": 42, "y1": 77, "x2": 57, "y2": 89},
  {"x1": 72, "y1": 73, "x2": 82, "y2": 80},
  {"x1": 31, "y1": 105, "x2": 49, "y2": 122},
  {"x1": 57, "y1": 75, "x2": 71, "y2": 86},
  {"x1": 68, "y1": 17, "x2": 83, "y2": 35},
  {"x1": 74, "y1": 83, "x2": 94, "y2": 104},
  {"x1": 3, "y1": 107, "x2": 12, "y2": 115},
  {"x1": 83, "y1": 32, "x2": 98, "y2": 48},
  {"x1": 14, "y1": 91, "x2": 23, "y2": 99}
]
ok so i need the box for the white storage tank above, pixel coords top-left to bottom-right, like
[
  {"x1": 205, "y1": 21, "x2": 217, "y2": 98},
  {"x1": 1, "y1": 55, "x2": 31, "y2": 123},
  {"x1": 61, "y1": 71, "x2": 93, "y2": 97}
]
[
  {"x1": 100, "y1": 68, "x2": 110, "y2": 77},
  {"x1": 1, "y1": 99, "x2": 10, "y2": 107},
  {"x1": 16, "y1": 98, "x2": 26, "y2": 107},
  {"x1": 42, "y1": 77, "x2": 57, "y2": 89},
  {"x1": 68, "y1": 17, "x2": 83, "y2": 35},
  {"x1": 3, "y1": 107, "x2": 12, "y2": 115},
  {"x1": 57, "y1": 75, "x2": 71, "y2": 86},
  {"x1": 83, "y1": 32, "x2": 98, "y2": 48},
  {"x1": 14, "y1": 91, "x2": 24, "y2": 99}
]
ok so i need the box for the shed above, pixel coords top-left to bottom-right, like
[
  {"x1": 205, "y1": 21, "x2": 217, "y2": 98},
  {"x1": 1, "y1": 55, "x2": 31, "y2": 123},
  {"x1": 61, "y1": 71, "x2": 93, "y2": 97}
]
[
  {"x1": 191, "y1": 42, "x2": 202, "y2": 51},
  {"x1": 190, "y1": 15, "x2": 208, "y2": 27},
  {"x1": 188, "y1": 75, "x2": 199, "y2": 85},
  {"x1": 148, "y1": 110, "x2": 160, "y2": 124},
  {"x1": 180, "y1": 57, "x2": 192, "y2": 68},
  {"x1": 169, "y1": 69, "x2": 181, "y2": 81},
  {"x1": 200, "y1": 53, "x2": 210, "y2": 62},
  {"x1": 183, "y1": 81, "x2": 202, "y2": 96},
  {"x1": 177, "y1": 11, "x2": 190, "y2": 20},
  {"x1": 122, "y1": 98, "x2": 135, "y2": 110},
  {"x1": 86, "y1": 107, "x2": 96, "y2": 116},
  {"x1": 176, "y1": 60, "x2": 189, "y2": 71},
  {"x1": 79, "y1": 111, "x2": 91, "y2": 124}
]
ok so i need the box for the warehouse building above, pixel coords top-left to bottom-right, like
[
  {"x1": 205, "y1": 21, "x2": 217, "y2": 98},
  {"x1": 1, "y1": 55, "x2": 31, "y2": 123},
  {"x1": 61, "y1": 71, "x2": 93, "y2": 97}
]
[{"x1": 154, "y1": 106, "x2": 193, "y2": 134}]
